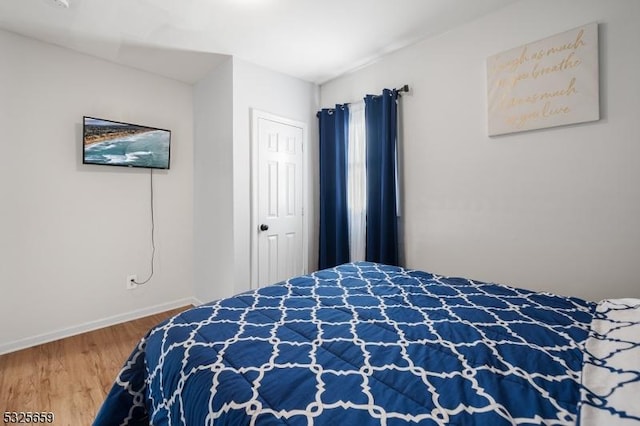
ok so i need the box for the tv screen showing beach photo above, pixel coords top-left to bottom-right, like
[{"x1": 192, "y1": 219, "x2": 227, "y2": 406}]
[{"x1": 83, "y1": 116, "x2": 171, "y2": 169}]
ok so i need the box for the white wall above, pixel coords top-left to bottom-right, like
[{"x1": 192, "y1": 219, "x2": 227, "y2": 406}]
[
  {"x1": 9, "y1": 0, "x2": 635, "y2": 355},
  {"x1": 0, "y1": 30, "x2": 318, "y2": 353},
  {"x1": 320, "y1": 0, "x2": 640, "y2": 301},
  {"x1": 193, "y1": 58, "x2": 235, "y2": 304},
  {"x1": 0, "y1": 30, "x2": 195, "y2": 354}
]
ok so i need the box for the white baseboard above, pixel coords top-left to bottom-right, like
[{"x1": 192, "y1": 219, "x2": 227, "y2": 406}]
[{"x1": 0, "y1": 297, "x2": 200, "y2": 356}]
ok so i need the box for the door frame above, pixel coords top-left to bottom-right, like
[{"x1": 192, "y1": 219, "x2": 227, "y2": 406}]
[{"x1": 250, "y1": 109, "x2": 309, "y2": 289}]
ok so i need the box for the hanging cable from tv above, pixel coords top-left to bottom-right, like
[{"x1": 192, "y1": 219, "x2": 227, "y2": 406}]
[{"x1": 133, "y1": 168, "x2": 155, "y2": 285}]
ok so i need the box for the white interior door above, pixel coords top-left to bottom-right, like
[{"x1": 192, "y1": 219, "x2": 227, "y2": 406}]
[{"x1": 252, "y1": 112, "x2": 306, "y2": 288}]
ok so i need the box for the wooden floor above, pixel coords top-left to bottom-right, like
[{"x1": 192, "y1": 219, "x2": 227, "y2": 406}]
[{"x1": 0, "y1": 306, "x2": 190, "y2": 426}]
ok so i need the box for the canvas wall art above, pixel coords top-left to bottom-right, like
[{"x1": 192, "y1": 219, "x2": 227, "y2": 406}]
[{"x1": 487, "y1": 23, "x2": 599, "y2": 136}]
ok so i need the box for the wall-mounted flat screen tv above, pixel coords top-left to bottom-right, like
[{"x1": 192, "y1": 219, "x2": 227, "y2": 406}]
[{"x1": 83, "y1": 116, "x2": 171, "y2": 169}]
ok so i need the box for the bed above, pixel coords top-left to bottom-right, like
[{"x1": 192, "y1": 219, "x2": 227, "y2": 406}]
[{"x1": 94, "y1": 262, "x2": 640, "y2": 425}]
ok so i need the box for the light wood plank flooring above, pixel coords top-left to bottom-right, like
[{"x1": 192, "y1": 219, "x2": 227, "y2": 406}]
[{"x1": 0, "y1": 306, "x2": 190, "y2": 426}]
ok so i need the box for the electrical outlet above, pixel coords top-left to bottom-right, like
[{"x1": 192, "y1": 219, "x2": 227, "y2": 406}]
[{"x1": 126, "y1": 274, "x2": 138, "y2": 290}]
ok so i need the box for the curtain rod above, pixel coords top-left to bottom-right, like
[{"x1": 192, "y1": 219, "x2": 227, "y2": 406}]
[
  {"x1": 396, "y1": 84, "x2": 410, "y2": 94},
  {"x1": 319, "y1": 84, "x2": 410, "y2": 115}
]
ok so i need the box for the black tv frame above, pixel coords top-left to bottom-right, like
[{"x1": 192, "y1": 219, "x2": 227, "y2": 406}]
[{"x1": 82, "y1": 116, "x2": 171, "y2": 170}]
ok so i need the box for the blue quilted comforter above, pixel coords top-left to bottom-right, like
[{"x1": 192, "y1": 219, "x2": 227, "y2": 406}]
[{"x1": 94, "y1": 262, "x2": 596, "y2": 425}]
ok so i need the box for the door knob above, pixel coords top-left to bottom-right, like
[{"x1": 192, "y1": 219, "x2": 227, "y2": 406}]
[{"x1": 260, "y1": 224, "x2": 269, "y2": 231}]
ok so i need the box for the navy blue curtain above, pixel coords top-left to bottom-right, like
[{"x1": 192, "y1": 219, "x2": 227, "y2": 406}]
[
  {"x1": 364, "y1": 89, "x2": 399, "y2": 265},
  {"x1": 318, "y1": 105, "x2": 350, "y2": 269}
]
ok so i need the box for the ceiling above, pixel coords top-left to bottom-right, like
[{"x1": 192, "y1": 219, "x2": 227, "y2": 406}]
[{"x1": 0, "y1": 0, "x2": 520, "y2": 84}]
